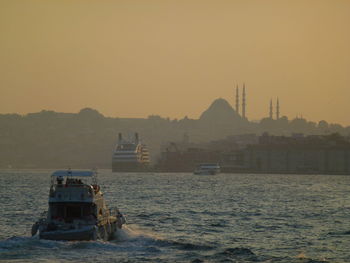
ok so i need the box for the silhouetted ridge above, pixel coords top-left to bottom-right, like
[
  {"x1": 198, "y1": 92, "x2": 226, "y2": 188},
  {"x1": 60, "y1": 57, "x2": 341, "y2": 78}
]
[
  {"x1": 78, "y1": 108, "x2": 104, "y2": 118},
  {"x1": 199, "y1": 98, "x2": 242, "y2": 123}
]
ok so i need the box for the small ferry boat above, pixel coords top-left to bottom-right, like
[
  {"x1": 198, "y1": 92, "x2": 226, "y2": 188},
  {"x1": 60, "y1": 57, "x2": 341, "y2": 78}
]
[
  {"x1": 31, "y1": 169, "x2": 125, "y2": 241},
  {"x1": 193, "y1": 163, "x2": 221, "y2": 175},
  {"x1": 112, "y1": 133, "x2": 150, "y2": 172}
]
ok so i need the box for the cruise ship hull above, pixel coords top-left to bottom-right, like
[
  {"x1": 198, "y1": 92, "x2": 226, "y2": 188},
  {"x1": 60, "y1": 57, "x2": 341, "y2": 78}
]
[{"x1": 112, "y1": 133, "x2": 150, "y2": 172}]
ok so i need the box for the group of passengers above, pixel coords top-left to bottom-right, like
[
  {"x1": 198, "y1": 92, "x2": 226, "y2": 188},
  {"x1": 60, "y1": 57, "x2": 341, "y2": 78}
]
[{"x1": 56, "y1": 176, "x2": 83, "y2": 186}]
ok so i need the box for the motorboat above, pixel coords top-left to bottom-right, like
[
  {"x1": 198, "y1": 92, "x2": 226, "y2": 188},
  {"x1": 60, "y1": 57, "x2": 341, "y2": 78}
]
[
  {"x1": 193, "y1": 163, "x2": 221, "y2": 175},
  {"x1": 31, "y1": 169, "x2": 125, "y2": 241}
]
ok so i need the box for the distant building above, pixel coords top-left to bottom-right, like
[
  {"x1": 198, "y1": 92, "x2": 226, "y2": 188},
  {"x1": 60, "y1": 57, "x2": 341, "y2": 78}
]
[
  {"x1": 156, "y1": 133, "x2": 350, "y2": 174},
  {"x1": 156, "y1": 144, "x2": 220, "y2": 172},
  {"x1": 234, "y1": 83, "x2": 247, "y2": 119},
  {"x1": 242, "y1": 84, "x2": 246, "y2": 119},
  {"x1": 243, "y1": 133, "x2": 350, "y2": 174},
  {"x1": 268, "y1": 97, "x2": 280, "y2": 120}
]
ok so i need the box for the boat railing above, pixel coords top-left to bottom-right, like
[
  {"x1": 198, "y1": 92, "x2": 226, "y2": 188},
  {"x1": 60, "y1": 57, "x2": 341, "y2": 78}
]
[
  {"x1": 50, "y1": 169, "x2": 99, "y2": 190},
  {"x1": 49, "y1": 183, "x2": 97, "y2": 200},
  {"x1": 51, "y1": 183, "x2": 93, "y2": 193}
]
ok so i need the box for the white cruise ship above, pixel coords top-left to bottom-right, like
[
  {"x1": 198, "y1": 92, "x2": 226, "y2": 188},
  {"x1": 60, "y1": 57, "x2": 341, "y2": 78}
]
[{"x1": 112, "y1": 133, "x2": 150, "y2": 172}]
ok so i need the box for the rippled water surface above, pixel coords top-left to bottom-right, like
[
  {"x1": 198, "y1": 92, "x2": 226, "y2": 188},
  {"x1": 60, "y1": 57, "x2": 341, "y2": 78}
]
[{"x1": 1, "y1": 170, "x2": 350, "y2": 262}]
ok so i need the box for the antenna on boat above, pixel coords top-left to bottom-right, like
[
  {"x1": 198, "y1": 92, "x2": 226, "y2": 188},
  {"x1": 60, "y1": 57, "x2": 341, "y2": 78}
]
[{"x1": 92, "y1": 167, "x2": 98, "y2": 185}]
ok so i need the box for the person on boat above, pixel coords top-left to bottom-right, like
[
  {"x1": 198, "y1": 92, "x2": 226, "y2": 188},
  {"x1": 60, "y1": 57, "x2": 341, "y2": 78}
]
[{"x1": 57, "y1": 175, "x2": 64, "y2": 186}]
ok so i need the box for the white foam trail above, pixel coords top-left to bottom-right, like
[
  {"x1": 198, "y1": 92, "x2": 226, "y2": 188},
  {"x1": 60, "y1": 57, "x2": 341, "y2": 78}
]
[{"x1": 114, "y1": 224, "x2": 162, "y2": 242}]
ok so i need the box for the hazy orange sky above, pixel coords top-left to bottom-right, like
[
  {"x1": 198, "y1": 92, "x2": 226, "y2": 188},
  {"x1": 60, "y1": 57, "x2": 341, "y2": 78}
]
[{"x1": 1, "y1": 0, "x2": 350, "y2": 124}]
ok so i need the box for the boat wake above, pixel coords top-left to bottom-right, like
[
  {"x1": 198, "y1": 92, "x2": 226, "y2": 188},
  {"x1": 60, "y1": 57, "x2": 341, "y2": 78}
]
[
  {"x1": 114, "y1": 224, "x2": 162, "y2": 242},
  {"x1": 0, "y1": 228, "x2": 166, "y2": 262},
  {"x1": 0, "y1": 225, "x2": 161, "y2": 250},
  {"x1": 0, "y1": 233, "x2": 331, "y2": 263}
]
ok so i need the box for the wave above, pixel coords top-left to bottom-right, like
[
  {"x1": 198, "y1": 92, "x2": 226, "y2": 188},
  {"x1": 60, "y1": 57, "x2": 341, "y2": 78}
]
[
  {"x1": 114, "y1": 224, "x2": 163, "y2": 242},
  {"x1": 1, "y1": 234, "x2": 332, "y2": 263},
  {"x1": 154, "y1": 239, "x2": 214, "y2": 251},
  {"x1": 296, "y1": 252, "x2": 329, "y2": 263},
  {"x1": 222, "y1": 247, "x2": 255, "y2": 256},
  {"x1": 328, "y1": 230, "x2": 350, "y2": 236},
  {"x1": 113, "y1": 224, "x2": 215, "y2": 252},
  {"x1": 0, "y1": 235, "x2": 61, "y2": 250}
]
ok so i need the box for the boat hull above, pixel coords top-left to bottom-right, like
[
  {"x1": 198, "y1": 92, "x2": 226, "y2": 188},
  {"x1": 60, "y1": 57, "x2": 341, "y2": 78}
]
[
  {"x1": 39, "y1": 223, "x2": 119, "y2": 241},
  {"x1": 39, "y1": 226, "x2": 97, "y2": 241},
  {"x1": 193, "y1": 164, "x2": 221, "y2": 175}
]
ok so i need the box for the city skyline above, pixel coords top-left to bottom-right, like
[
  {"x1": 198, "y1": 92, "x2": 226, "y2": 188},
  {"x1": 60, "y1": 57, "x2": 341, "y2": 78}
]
[
  {"x1": 0, "y1": 94, "x2": 344, "y2": 129},
  {"x1": 1, "y1": 1, "x2": 350, "y2": 125}
]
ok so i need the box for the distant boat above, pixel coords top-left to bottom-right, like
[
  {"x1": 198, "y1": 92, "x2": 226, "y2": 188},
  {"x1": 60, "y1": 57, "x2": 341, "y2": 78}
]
[
  {"x1": 194, "y1": 163, "x2": 221, "y2": 175},
  {"x1": 112, "y1": 133, "x2": 150, "y2": 172},
  {"x1": 31, "y1": 169, "x2": 126, "y2": 241}
]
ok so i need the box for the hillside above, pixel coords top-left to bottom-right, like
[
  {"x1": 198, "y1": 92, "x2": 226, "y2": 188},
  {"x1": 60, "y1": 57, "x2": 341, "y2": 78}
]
[{"x1": 0, "y1": 99, "x2": 348, "y2": 168}]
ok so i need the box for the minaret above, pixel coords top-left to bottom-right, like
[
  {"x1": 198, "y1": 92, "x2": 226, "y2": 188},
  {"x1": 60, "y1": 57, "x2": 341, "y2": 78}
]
[
  {"x1": 242, "y1": 83, "x2": 246, "y2": 119},
  {"x1": 269, "y1": 99, "x2": 273, "y2": 119},
  {"x1": 235, "y1": 85, "x2": 239, "y2": 115},
  {"x1": 276, "y1": 97, "x2": 280, "y2": 120}
]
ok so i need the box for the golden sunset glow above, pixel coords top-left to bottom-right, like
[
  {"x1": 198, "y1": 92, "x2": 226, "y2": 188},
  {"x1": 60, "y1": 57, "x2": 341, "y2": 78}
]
[{"x1": 1, "y1": 0, "x2": 350, "y2": 124}]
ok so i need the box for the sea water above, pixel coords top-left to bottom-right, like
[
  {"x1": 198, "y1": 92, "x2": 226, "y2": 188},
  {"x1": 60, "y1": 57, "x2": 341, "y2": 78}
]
[{"x1": 1, "y1": 170, "x2": 350, "y2": 262}]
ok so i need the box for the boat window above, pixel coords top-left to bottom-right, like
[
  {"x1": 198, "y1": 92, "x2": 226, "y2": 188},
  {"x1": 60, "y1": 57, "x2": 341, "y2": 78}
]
[
  {"x1": 66, "y1": 205, "x2": 81, "y2": 219},
  {"x1": 117, "y1": 144, "x2": 136, "y2": 151},
  {"x1": 51, "y1": 203, "x2": 94, "y2": 221},
  {"x1": 50, "y1": 204, "x2": 64, "y2": 218},
  {"x1": 57, "y1": 206, "x2": 64, "y2": 217},
  {"x1": 82, "y1": 205, "x2": 92, "y2": 217}
]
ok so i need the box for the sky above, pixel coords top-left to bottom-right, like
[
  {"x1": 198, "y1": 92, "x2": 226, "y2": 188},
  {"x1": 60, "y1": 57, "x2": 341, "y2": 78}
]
[{"x1": 1, "y1": 0, "x2": 350, "y2": 125}]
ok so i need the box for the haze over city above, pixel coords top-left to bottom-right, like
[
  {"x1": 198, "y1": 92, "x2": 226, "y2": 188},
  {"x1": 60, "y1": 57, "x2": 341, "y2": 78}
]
[
  {"x1": 3, "y1": 2, "x2": 350, "y2": 262},
  {"x1": 1, "y1": 0, "x2": 350, "y2": 124}
]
